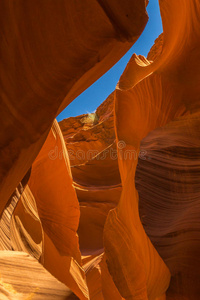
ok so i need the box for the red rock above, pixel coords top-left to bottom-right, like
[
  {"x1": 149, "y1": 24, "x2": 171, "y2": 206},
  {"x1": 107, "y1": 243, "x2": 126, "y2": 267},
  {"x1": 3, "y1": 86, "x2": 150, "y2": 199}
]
[
  {"x1": 1, "y1": 0, "x2": 200, "y2": 299},
  {"x1": 0, "y1": 0, "x2": 148, "y2": 213},
  {"x1": 103, "y1": 0, "x2": 200, "y2": 299}
]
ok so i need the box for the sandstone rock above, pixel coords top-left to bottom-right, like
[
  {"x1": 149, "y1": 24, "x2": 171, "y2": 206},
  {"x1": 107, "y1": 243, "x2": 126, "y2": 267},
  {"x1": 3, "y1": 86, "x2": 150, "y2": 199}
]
[
  {"x1": 1, "y1": 0, "x2": 200, "y2": 299},
  {"x1": 60, "y1": 93, "x2": 122, "y2": 255},
  {"x1": 28, "y1": 120, "x2": 88, "y2": 299},
  {"x1": 103, "y1": 0, "x2": 200, "y2": 299},
  {"x1": 59, "y1": 93, "x2": 115, "y2": 166},
  {"x1": 0, "y1": 251, "x2": 73, "y2": 299},
  {"x1": 0, "y1": 0, "x2": 148, "y2": 213}
]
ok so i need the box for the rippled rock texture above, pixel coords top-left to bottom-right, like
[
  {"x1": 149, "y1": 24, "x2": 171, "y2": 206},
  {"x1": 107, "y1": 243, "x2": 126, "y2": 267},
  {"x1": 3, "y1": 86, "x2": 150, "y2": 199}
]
[
  {"x1": 1, "y1": 0, "x2": 200, "y2": 299},
  {"x1": 60, "y1": 93, "x2": 121, "y2": 257},
  {"x1": 0, "y1": 0, "x2": 148, "y2": 211}
]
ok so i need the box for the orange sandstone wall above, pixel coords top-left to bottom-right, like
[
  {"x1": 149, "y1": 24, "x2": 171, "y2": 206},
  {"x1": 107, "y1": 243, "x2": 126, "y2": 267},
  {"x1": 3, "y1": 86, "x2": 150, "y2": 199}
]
[
  {"x1": 0, "y1": 0, "x2": 148, "y2": 213},
  {"x1": 0, "y1": 0, "x2": 200, "y2": 299}
]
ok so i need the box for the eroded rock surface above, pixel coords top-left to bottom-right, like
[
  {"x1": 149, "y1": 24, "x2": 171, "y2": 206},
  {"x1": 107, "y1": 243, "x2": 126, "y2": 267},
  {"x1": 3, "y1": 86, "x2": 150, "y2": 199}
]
[
  {"x1": 0, "y1": 0, "x2": 200, "y2": 299},
  {"x1": 103, "y1": 0, "x2": 200, "y2": 299},
  {"x1": 0, "y1": 251, "x2": 73, "y2": 299},
  {"x1": 60, "y1": 93, "x2": 121, "y2": 255},
  {"x1": 0, "y1": 0, "x2": 148, "y2": 213}
]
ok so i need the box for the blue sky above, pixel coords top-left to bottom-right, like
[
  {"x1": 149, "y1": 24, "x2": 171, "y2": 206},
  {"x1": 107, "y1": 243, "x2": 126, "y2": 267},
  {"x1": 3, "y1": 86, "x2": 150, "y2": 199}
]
[{"x1": 57, "y1": 0, "x2": 162, "y2": 122}]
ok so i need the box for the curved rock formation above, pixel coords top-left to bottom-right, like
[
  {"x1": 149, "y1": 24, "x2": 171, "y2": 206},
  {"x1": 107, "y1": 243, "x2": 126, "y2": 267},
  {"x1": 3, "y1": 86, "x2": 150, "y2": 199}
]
[
  {"x1": 60, "y1": 93, "x2": 122, "y2": 255},
  {"x1": 103, "y1": 0, "x2": 200, "y2": 299},
  {"x1": 0, "y1": 251, "x2": 73, "y2": 299},
  {"x1": 0, "y1": 169, "x2": 31, "y2": 251},
  {"x1": 136, "y1": 116, "x2": 200, "y2": 299},
  {"x1": 0, "y1": 0, "x2": 200, "y2": 299},
  {"x1": 59, "y1": 92, "x2": 115, "y2": 167},
  {"x1": 0, "y1": 0, "x2": 148, "y2": 212},
  {"x1": 10, "y1": 185, "x2": 43, "y2": 260},
  {"x1": 28, "y1": 120, "x2": 88, "y2": 299},
  {"x1": 1, "y1": 120, "x2": 88, "y2": 299}
]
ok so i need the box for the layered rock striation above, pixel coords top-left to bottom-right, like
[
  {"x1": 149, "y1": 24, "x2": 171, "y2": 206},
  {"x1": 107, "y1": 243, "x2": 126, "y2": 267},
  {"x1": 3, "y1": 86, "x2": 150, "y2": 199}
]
[{"x1": 0, "y1": 0, "x2": 200, "y2": 299}]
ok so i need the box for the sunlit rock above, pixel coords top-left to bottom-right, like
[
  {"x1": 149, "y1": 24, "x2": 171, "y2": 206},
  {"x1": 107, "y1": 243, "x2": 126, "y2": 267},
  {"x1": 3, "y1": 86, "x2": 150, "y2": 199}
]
[
  {"x1": 0, "y1": 0, "x2": 148, "y2": 213},
  {"x1": 1, "y1": 0, "x2": 200, "y2": 299},
  {"x1": 103, "y1": 0, "x2": 200, "y2": 299}
]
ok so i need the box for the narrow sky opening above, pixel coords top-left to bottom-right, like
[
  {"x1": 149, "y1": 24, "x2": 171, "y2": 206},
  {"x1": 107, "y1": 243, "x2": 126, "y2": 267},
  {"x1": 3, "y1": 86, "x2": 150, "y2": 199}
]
[{"x1": 57, "y1": 0, "x2": 163, "y2": 122}]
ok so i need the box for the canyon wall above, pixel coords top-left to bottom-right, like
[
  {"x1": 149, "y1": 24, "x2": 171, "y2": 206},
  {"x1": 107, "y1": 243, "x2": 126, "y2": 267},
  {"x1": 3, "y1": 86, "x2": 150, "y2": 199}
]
[{"x1": 0, "y1": 0, "x2": 200, "y2": 299}]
